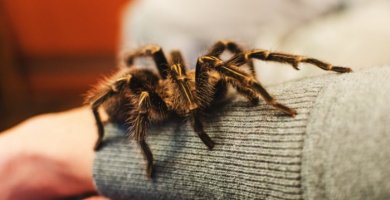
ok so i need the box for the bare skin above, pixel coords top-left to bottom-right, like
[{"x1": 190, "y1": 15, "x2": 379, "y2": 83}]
[{"x1": 0, "y1": 107, "x2": 108, "y2": 200}]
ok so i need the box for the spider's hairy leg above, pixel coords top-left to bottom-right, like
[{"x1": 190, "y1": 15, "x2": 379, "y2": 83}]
[
  {"x1": 139, "y1": 140, "x2": 153, "y2": 177},
  {"x1": 190, "y1": 112, "x2": 215, "y2": 150},
  {"x1": 132, "y1": 91, "x2": 154, "y2": 178},
  {"x1": 194, "y1": 58, "x2": 221, "y2": 106},
  {"x1": 206, "y1": 41, "x2": 259, "y2": 104},
  {"x1": 199, "y1": 56, "x2": 297, "y2": 117},
  {"x1": 248, "y1": 78, "x2": 297, "y2": 117},
  {"x1": 169, "y1": 50, "x2": 187, "y2": 74},
  {"x1": 197, "y1": 56, "x2": 259, "y2": 105},
  {"x1": 165, "y1": 59, "x2": 216, "y2": 150},
  {"x1": 85, "y1": 74, "x2": 132, "y2": 150},
  {"x1": 225, "y1": 64, "x2": 296, "y2": 116},
  {"x1": 228, "y1": 49, "x2": 352, "y2": 73},
  {"x1": 232, "y1": 82, "x2": 260, "y2": 105},
  {"x1": 169, "y1": 56, "x2": 198, "y2": 110},
  {"x1": 207, "y1": 40, "x2": 256, "y2": 76},
  {"x1": 125, "y1": 44, "x2": 170, "y2": 79}
]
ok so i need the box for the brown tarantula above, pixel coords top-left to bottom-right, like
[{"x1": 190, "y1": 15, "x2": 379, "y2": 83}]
[{"x1": 85, "y1": 40, "x2": 351, "y2": 177}]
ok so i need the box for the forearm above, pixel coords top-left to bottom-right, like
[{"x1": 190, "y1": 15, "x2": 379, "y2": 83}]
[{"x1": 0, "y1": 107, "x2": 98, "y2": 200}]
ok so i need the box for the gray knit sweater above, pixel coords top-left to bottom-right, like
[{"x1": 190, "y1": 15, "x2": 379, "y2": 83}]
[{"x1": 93, "y1": 67, "x2": 390, "y2": 200}]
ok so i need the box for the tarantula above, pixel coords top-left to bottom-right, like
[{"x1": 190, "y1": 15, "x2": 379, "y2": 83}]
[{"x1": 85, "y1": 40, "x2": 351, "y2": 177}]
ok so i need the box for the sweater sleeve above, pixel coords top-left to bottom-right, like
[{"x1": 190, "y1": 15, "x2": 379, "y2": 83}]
[{"x1": 92, "y1": 67, "x2": 390, "y2": 200}]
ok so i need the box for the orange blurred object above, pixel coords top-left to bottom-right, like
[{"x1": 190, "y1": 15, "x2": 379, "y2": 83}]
[
  {"x1": 0, "y1": 0, "x2": 131, "y2": 130},
  {"x1": 3, "y1": 0, "x2": 129, "y2": 57}
]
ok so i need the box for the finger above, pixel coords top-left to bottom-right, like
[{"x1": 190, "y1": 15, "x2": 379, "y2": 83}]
[{"x1": 83, "y1": 196, "x2": 111, "y2": 200}]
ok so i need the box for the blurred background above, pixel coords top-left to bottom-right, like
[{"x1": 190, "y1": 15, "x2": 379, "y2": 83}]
[
  {"x1": 1, "y1": 0, "x2": 390, "y2": 131},
  {"x1": 0, "y1": 0, "x2": 130, "y2": 130}
]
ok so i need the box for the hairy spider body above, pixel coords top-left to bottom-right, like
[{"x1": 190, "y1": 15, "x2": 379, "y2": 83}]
[{"x1": 85, "y1": 40, "x2": 352, "y2": 178}]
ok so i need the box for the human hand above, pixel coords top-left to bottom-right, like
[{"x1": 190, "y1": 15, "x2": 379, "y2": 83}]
[{"x1": 0, "y1": 107, "x2": 108, "y2": 200}]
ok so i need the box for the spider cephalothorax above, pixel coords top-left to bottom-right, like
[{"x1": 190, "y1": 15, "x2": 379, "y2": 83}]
[{"x1": 85, "y1": 40, "x2": 352, "y2": 177}]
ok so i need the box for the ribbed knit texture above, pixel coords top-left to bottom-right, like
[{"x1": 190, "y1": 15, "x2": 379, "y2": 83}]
[
  {"x1": 93, "y1": 67, "x2": 390, "y2": 200},
  {"x1": 93, "y1": 73, "x2": 328, "y2": 200},
  {"x1": 302, "y1": 67, "x2": 390, "y2": 200}
]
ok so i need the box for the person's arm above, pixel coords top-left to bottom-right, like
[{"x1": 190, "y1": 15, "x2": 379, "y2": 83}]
[
  {"x1": 93, "y1": 67, "x2": 390, "y2": 200},
  {"x1": 0, "y1": 107, "x2": 107, "y2": 200},
  {"x1": 2, "y1": 67, "x2": 389, "y2": 199}
]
